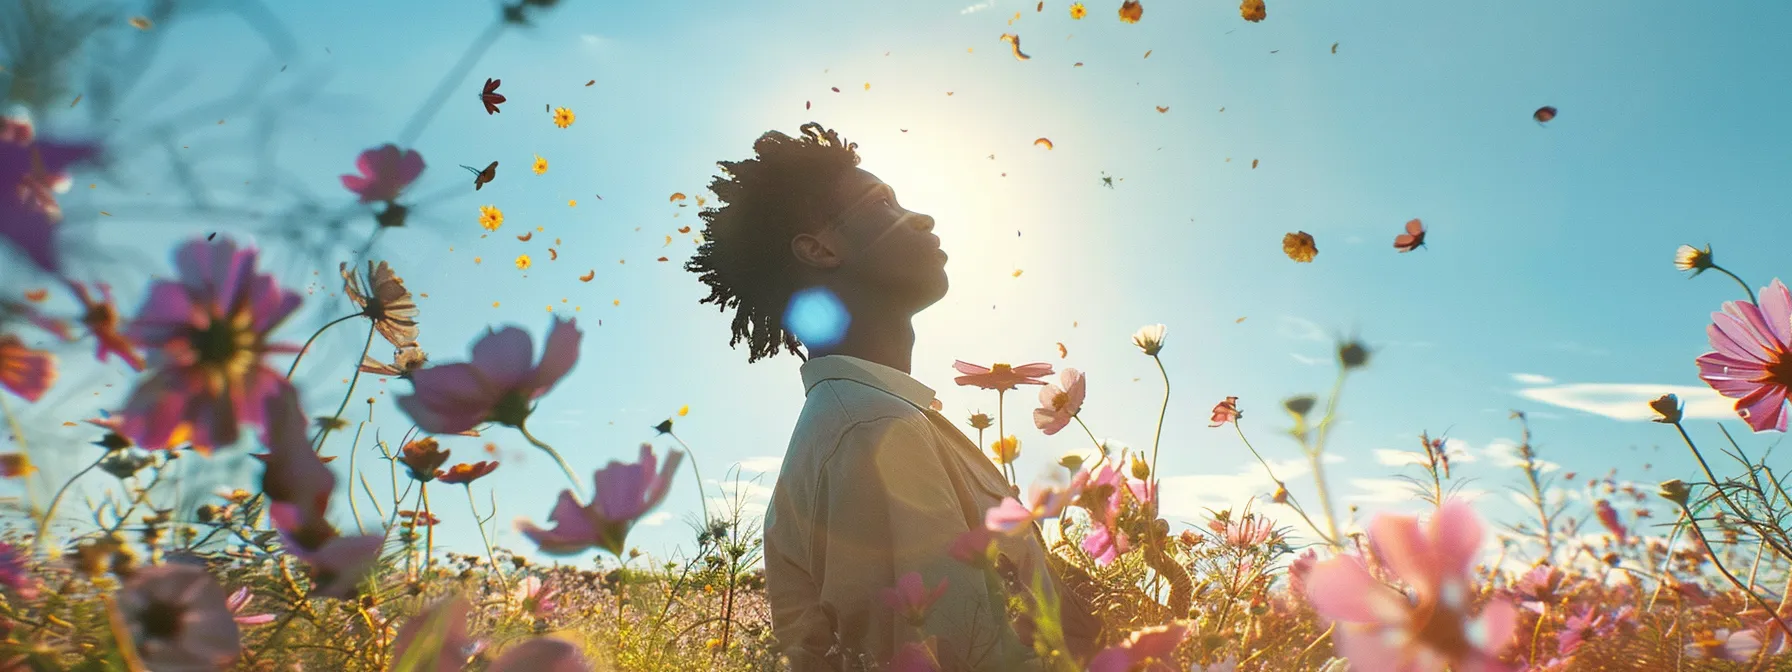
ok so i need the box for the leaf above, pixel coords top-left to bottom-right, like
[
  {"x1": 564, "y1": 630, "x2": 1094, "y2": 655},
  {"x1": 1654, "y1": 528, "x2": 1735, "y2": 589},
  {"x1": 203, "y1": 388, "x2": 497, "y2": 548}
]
[
  {"x1": 517, "y1": 232, "x2": 533, "y2": 242},
  {"x1": 580, "y1": 270, "x2": 596, "y2": 282},
  {"x1": 1034, "y1": 138, "x2": 1054, "y2": 150},
  {"x1": 1012, "y1": 269, "x2": 1024, "y2": 277},
  {"x1": 586, "y1": 79, "x2": 596, "y2": 86},
  {"x1": 1251, "y1": 159, "x2": 1259, "y2": 169},
  {"x1": 1057, "y1": 342, "x2": 1068, "y2": 358},
  {"x1": 669, "y1": 192, "x2": 687, "y2": 203},
  {"x1": 678, "y1": 226, "x2": 691, "y2": 233},
  {"x1": 1155, "y1": 106, "x2": 1169, "y2": 113},
  {"x1": 128, "y1": 16, "x2": 152, "y2": 30},
  {"x1": 1282, "y1": 231, "x2": 1318, "y2": 263},
  {"x1": 1331, "y1": 42, "x2": 1339, "y2": 54},
  {"x1": 1143, "y1": 49, "x2": 1152, "y2": 58},
  {"x1": 1118, "y1": 0, "x2": 1143, "y2": 23},
  {"x1": 678, "y1": 405, "x2": 690, "y2": 416},
  {"x1": 1001, "y1": 34, "x2": 1031, "y2": 60}
]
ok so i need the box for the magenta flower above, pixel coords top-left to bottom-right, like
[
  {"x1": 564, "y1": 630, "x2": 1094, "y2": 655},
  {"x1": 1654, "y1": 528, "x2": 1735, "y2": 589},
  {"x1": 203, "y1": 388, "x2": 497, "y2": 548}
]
[
  {"x1": 117, "y1": 564, "x2": 242, "y2": 670},
  {"x1": 269, "y1": 503, "x2": 384, "y2": 598},
  {"x1": 951, "y1": 360, "x2": 1054, "y2": 392},
  {"x1": 398, "y1": 316, "x2": 581, "y2": 434},
  {"x1": 340, "y1": 144, "x2": 424, "y2": 203},
  {"x1": 392, "y1": 596, "x2": 475, "y2": 672},
  {"x1": 1557, "y1": 606, "x2": 1620, "y2": 656},
  {"x1": 121, "y1": 237, "x2": 303, "y2": 452},
  {"x1": 1697, "y1": 278, "x2": 1792, "y2": 432},
  {"x1": 511, "y1": 576, "x2": 561, "y2": 619},
  {"x1": 1222, "y1": 514, "x2": 1274, "y2": 548},
  {"x1": 226, "y1": 587, "x2": 276, "y2": 626},
  {"x1": 1, "y1": 125, "x2": 97, "y2": 272},
  {"x1": 1078, "y1": 464, "x2": 1133, "y2": 566},
  {"x1": 947, "y1": 527, "x2": 996, "y2": 567},
  {"x1": 985, "y1": 471, "x2": 1087, "y2": 535},
  {"x1": 1032, "y1": 368, "x2": 1086, "y2": 435},
  {"x1": 1592, "y1": 499, "x2": 1627, "y2": 541},
  {"x1": 0, "y1": 542, "x2": 37, "y2": 600},
  {"x1": 489, "y1": 637, "x2": 597, "y2": 672},
  {"x1": 1304, "y1": 499, "x2": 1518, "y2": 672},
  {"x1": 1087, "y1": 622, "x2": 1190, "y2": 672},
  {"x1": 881, "y1": 571, "x2": 949, "y2": 627},
  {"x1": 517, "y1": 443, "x2": 682, "y2": 557}
]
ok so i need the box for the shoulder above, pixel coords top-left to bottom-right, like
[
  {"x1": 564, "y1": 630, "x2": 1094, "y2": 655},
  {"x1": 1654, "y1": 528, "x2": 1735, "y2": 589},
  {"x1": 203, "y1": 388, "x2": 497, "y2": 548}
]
[{"x1": 792, "y1": 378, "x2": 928, "y2": 447}]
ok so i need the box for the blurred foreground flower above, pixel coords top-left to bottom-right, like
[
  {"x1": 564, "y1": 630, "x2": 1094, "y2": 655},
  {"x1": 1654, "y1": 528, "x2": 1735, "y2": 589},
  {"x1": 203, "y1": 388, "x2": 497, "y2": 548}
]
[
  {"x1": 118, "y1": 563, "x2": 242, "y2": 670},
  {"x1": 0, "y1": 116, "x2": 98, "y2": 272},
  {"x1": 1088, "y1": 621, "x2": 1190, "y2": 672},
  {"x1": 225, "y1": 587, "x2": 275, "y2": 626},
  {"x1": 398, "y1": 316, "x2": 580, "y2": 434},
  {"x1": 1304, "y1": 499, "x2": 1516, "y2": 672},
  {"x1": 341, "y1": 144, "x2": 423, "y2": 204},
  {"x1": 121, "y1": 237, "x2": 303, "y2": 452},
  {"x1": 0, "y1": 333, "x2": 55, "y2": 401},
  {"x1": 392, "y1": 595, "x2": 475, "y2": 672},
  {"x1": 67, "y1": 281, "x2": 144, "y2": 371},
  {"x1": 517, "y1": 443, "x2": 682, "y2": 556},
  {"x1": 952, "y1": 360, "x2": 1053, "y2": 391},
  {"x1": 881, "y1": 571, "x2": 948, "y2": 627},
  {"x1": 985, "y1": 471, "x2": 1086, "y2": 535},
  {"x1": 489, "y1": 636, "x2": 596, "y2": 672},
  {"x1": 1696, "y1": 278, "x2": 1792, "y2": 432}
]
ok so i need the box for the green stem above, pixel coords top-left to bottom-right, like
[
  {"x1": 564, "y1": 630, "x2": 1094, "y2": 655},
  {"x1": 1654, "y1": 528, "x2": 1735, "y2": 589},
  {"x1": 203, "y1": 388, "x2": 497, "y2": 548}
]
[
  {"x1": 1712, "y1": 265, "x2": 1758, "y2": 305},
  {"x1": 1672, "y1": 422, "x2": 1792, "y2": 561},
  {"x1": 1234, "y1": 421, "x2": 1336, "y2": 549},
  {"x1": 1306, "y1": 370, "x2": 1349, "y2": 546},
  {"x1": 1679, "y1": 502, "x2": 1792, "y2": 641},
  {"x1": 1074, "y1": 415, "x2": 1107, "y2": 472},
  {"x1": 284, "y1": 313, "x2": 363, "y2": 379},
  {"x1": 346, "y1": 399, "x2": 373, "y2": 534},
  {"x1": 421, "y1": 482, "x2": 434, "y2": 570},
  {"x1": 1148, "y1": 356, "x2": 1170, "y2": 493},
  {"x1": 663, "y1": 431, "x2": 711, "y2": 525},
  {"x1": 517, "y1": 423, "x2": 584, "y2": 498},
  {"x1": 311, "y1": 323, "x2": 378, "y2": 451},
  {"x1": 37, "y1": 453, "x2": 108, "y2": 553},
  {"x1": 466, "y1": 485, "x2": 507, "y2": 595}
]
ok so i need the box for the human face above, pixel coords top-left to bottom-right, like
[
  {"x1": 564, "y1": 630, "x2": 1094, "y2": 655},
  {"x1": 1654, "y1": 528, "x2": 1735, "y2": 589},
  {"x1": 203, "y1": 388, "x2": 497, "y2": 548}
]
[{"x1": 821, "y1": 168, "x2": 948, "y2": 310}]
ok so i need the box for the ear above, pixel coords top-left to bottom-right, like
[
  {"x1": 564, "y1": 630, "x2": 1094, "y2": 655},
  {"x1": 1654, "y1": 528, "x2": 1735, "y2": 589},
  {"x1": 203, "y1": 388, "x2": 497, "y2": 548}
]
[{"x1": 790, "y1": 230, "x2": 845, "y2": 270}]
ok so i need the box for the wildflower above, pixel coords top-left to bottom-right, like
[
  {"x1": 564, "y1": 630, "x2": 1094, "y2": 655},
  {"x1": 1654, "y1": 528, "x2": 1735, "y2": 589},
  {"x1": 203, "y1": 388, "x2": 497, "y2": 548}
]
[
  {"x1": 339, "y1": 144, "x2": 424, "y2": 203},
  {"x1": 1288, "y1": 549, "x2": 1317, "y2": 596},
  {"x1": 1648, "y1": 393, "x2": 1683, "y2": 424},
  {"x1": 509, "y1": 576, "x2": 560, "y2": 619},
  {"x1": 121, "y1": 237, "x2": 303, "y2": 452},
  {"x1": 990, "y1": 435, "x2": 1021, "y2": 464},
  {"x1": 1132, "y1": 323, "x2": 1167, "y2": 356},
  {"x1": 1088, "y1": 621, "x2": 1190, "y2": 672},
  {"x1": 1059, "y1": 454, "x2": 1085, "y2": 472},
  {"x1": 1337, "y1": 339, "x2": 1371, "y2": 369},
  {"x1": 0, "y1": 543, "x2": 36, "y2": 599},
  {"x1": 392, "y1": 596, "x2": 475, "y2": 672},
  {"x1": 517, "y1": 443, "x2": 683, "y2": 556},
  {"x1": 361, "y1": 345, "x2": 428, "y2": 379},
  {"x1": 399, "y1": 316, "x2": 580, "y2": 434},
  {"x1": 1272, "y1": 483, "x2": 1288, "y2": 504},
  {"x1": 1209, "y1": 396, "x2": 1240, "y2": 427},
  {"x1": 1593, "y1": 499, "x2": 1627, "y2": 541},
  {"x1": 0, "y1": 334, "x2": 55, "y2": 402},
  {"x1": 516, "y1": 254, "x2": 532, "y2": 270},
  {"x1": 951, "y1": 360, "x2": 1053, "y2": 391},
  {"x1": 1304, "y1": 499, "x2": 1517, "y2": 671},
  {"x1": 880, "y1": 571, "x2": 948, "y2": 627},
  {"x1": 0, "y1": 454, "x2": 34, "y2": 478},
  {"x1": 67, "y1": 281, "x2": 144, "y2": 371},
  {"x1": 1557, "y1": 606, "x2": 1620, "y2": 656},
  {"x1": 1696, "y1": 278, "x2": 1792, "y2": 431},
  {"x1": 0, "y1": 128, "x2": 97, "y2": 272},
  {"x1": 225, "y1": 587, "x2": 276, "y2": 626},
  {"x1": 489, "y1": 636, "x2": 596, "y2": 672},
  {"x1": 1659, "y1": 479, "x2": 1690, "y2": 506},
  {"x1": 1674, "y1": 244, "x2": 1714, "y2": 276},
  {"x1": 1685, "y1": 629, "x2": 1762, "y2": 662},
  {"x1": 948, "y1": 527, "x2": 996, "y2": 567},
  {"x1": 1282, "y1": 231, "x2": 1318, "y2": 263},
  {"x1": 1032, "y1": 368, "x2": 1086, "y2": 435},
  {"x1": 341, "y1": 261, "x2": 420, "y2": 349},
  {"x1": 117, "y1": 563, "x2": 242, "y2": 670},
  {"x1": 967, "y1": 412, "x2": 993, "y2": 430},
  {"x1": 1511, "y1": 564, "x2": 1565, "y2": 611},
  {"x1": 532, "y1": 155, "x2": 548, "y2": 175},
  {"x1": 1068, "y1": 2, "x2": 1087, "y2": 19},
  {"x1": 1284, "y1": 395, "x2": 1316, "y2": 417},
  {"x1": 552, "y1": 107, "x2": 576, "y2": 128},
  {"x1": 1240, "y1": 0, "x2": 1266, "y2": 22},
  {"x1": 480, "y1": 205, "x2": 504, "y2": 231},
  {"x1": 1128, "y1": 452, "x2": 1149, "y2": 480},
  {"x1": 985, "y1": 471, "x2": 1088, "y2": 535},
  {"x1": 1223, "y1": 514, "x2": 1274, "y2": 548},
  {"x1": 400, "y1": 438, "x2": 451, "y2": 482},
  {"x1": 259, "y1": 390, "x2": 383, "y2": 598},
  {"x1": 437, "y1": 461, "x2": 499, "y2": 485}
]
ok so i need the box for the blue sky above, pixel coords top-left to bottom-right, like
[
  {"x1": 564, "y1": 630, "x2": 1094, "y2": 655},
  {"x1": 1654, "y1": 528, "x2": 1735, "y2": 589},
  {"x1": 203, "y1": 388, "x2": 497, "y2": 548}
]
[{"x1": 8, "y1": 0, "x2": 1792, "y2": 569}]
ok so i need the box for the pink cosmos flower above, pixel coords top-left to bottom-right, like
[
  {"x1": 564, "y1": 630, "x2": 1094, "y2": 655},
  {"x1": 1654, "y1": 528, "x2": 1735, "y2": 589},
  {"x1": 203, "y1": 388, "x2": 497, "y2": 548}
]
[
  {"x1": 1223, "y1": 514, "x2": 1274, "y2": 548},
  {"x1": 121, "y1": 237, "x2": 303, "y2": 452},
  {"x1": 1209, "y1": 396, "x2": 1240, "y2": 427},
  {"x1": 226, "y1": 587, "x2": 276, "y2": 626},
  {"x1": 985, "y1": 471, "x2": 1088, "y2": 535},
  {"x1": 117, "y1": 564, "x2": 242, "y2": 670},
  {"x1": 1087, "y1": 621, "x2": 1190, "y2": 672},
  {"x1": 259, "y1": 389, "x2": 383, "y2": 598},
  {"x1": 269, "y1": 503, "x2": 384, "y2": 599},
  {"x1": 1032, "y1": 368, "x2": 1086, "y2": 435},
  {"x1": 392, "y1": 596, "x2": 475, "y2": 672},
  {"x1": 1, "y1": 126, "x2": 97, "y2": 272},
  {"x1": 340, "y1": 144, "x2": 424, "y2": 203},
  {"x1": 882, "y1": 571, "x2": 949, "y2": 627},
  {"x1": 489, "y1": 637, "x2": 597, "y2": 672},
  {"x1": 0, "y1": 542, "x2": 37, "y2": 600},
  {"x1": 517, "y1": 443, "x2": 682, "y2": 556},
  {"x1": 1592, "y1": 499, "x2": 1626, "y2": 541},
  {"x1": 1304, "y1": 499, "x2": 1518, "y2": 672},
  {"x1": 1685, "y1": 629, "x2": 1763, "y2": 662},
  {"x1": 398, "y1": 316, "x2": 582, "y2": 434},
  {"x1": 1697, "y1": 278, "x2": 1792, "y2": 432},
  {"x1": 511, "y1": 576, "x2": 561, "y2": 619},
  {"x1": 948, "y1": 527, "x2": 996, "y2": 567},
  {"x1": 1556, "y1": 606, "x2": 1621, "y2": 656},
  {"x1": 1078, "y1": 464, "x2": 1134, "y2": 566},
  {"x1": 0, "y1": 334, "x2": 55, "y2": 402},
  {"x1": 952, "y1": 360, "x2": 1054, "y2": 392},
  {"x1": 1288, "y1": 549, "x2": 1317, "y2": 597},
  {"x1": 1511, "y1": 564, "x2": 1565, "y2": 613}
]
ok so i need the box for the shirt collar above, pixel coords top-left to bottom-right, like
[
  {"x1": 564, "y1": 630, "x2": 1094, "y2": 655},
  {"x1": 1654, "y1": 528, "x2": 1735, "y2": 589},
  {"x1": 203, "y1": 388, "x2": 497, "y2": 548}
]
[{"x1": 800, "y1": 355, "x2": 937, "y2": 411}]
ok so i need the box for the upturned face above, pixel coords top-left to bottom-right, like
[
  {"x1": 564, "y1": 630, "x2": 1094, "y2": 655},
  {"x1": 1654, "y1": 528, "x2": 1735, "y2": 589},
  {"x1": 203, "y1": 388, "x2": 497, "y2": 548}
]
[{"x1": 793, "y1": 168, "x2": 948, "y2": 311}]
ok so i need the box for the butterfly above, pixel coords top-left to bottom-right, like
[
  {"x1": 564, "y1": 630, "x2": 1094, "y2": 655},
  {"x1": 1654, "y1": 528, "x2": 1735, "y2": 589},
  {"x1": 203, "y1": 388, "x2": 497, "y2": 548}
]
[
  {"x1": 479, "y1": 78, "x2": 505, "y2": 115},
  {"x1": 460, "y1": 161, "x2": 498, "y2": 190},
  {"x1": 1393, "y1": 218, "x2": 1427, "y2": 253}
]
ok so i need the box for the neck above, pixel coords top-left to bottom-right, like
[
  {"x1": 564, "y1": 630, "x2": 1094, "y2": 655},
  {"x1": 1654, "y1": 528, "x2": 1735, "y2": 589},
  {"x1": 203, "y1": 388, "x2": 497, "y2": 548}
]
[{"x1": 808, "y1": 304, "x2": 917, "y2": 374}]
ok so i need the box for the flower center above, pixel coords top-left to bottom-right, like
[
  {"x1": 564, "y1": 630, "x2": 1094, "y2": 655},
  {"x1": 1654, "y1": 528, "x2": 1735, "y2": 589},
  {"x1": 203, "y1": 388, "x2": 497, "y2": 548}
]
[
  {"x1": 1053, "y1": 392, "x2": 1069, "y2": 409},
  {"x1": 191, "y1": 309, "x2": 258, "y2": 382},
  {"x1": 1767, "y1": 348, "x2": 1792, "y2": 389},
  {"x1": 488, "y1": 390, "x2": 533, "y2": 428},
  {"x1": 990, "y1": 363, "x2": 1012, "y2": 374},
  {"x1": 139, "y1": 599, "x2": 185, "y2": 641}
]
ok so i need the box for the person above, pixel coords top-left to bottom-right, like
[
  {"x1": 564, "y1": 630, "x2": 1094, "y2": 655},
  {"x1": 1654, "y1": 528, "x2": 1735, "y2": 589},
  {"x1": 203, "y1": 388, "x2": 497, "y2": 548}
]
[{"x1": 684, "y1": 123, "x2": 1104, "y2": 671}]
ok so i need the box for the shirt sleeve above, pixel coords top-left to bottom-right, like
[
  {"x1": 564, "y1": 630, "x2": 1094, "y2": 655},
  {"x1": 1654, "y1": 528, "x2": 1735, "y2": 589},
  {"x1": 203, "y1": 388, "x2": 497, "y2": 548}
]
[{"x1": 814, "y1": 415, "x2": 1026, "y2": 670}]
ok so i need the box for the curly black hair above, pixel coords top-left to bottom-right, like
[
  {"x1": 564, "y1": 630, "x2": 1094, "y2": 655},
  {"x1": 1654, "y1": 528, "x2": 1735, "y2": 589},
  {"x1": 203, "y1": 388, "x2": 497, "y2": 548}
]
[{"x1": 685, "y1": 123, "x2": 862, "y2": 364}]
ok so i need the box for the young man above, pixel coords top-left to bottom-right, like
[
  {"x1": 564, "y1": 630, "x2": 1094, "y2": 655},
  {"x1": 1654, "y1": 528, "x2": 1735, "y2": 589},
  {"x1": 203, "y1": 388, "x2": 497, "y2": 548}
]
[{"x1": 686, "y1": 123, "x2": 1103, "y2": 670}]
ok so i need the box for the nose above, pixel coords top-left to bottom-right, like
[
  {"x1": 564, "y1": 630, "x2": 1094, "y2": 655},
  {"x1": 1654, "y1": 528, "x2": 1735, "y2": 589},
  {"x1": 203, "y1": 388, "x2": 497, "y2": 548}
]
[{"x1": 909, "y1": 214, "x2": 935, "y2": 233}]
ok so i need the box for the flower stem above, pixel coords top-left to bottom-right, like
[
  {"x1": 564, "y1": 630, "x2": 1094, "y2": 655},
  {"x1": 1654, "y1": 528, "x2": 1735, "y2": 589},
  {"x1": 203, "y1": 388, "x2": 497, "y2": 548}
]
[
  {"x1": 37, "y1": 452, "x2": 108, "y2": 555},
  {"x1": 1233, "y1": 422, "x2": 1336, "y2": 549},
  {"x1": 346, "y1": 398, "x2": 373, "y2": 534},
  {"x1": 1074, "y1": 415, "x2": 1106, "y2": 471},
  {"x1": 663, "y1": 431, "x2": 712, "y2": 525},
  {"x1": 284, "y1": 313, "x2": 363, "y2": 379},
  {"x1": 1712, "y1": 265, "x2": 1758, "y2": 305},
  {"x1": 1679, "y1": 501, "x2": 1792, "y2": 641},
  {"x1": 1306, "y1": 369, "x2": 1349, "y2": 546},
  {"x1": 467, "y1": 485, "x2": 507, "y2": 594},
  {"x1": 311, "y1": 323, "x2": 378, "y2": 451},
  {"x1": 518, "y1": 423, "x2": 584, "y2": 498},
  {"x1": 1672, "y1": 421, "x2": 1792, "y2": 560},
  {"x1": 997, "y1": 390, "x2": 1011, "y2": 486},
  {"x1": 421, "y1": 482, "x2": 434, "y2": 570},
  {"x1": 1148, "y1": 356, "x2": 1170, "y2": 492}
]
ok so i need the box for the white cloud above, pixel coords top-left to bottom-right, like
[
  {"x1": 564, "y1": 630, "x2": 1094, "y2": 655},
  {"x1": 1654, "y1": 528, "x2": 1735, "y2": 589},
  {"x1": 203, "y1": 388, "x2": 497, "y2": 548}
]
[
  {"x1": 1514, "y1": 383, "x2": 1733, "y2": 422},
  {"x1": 1481, "y1": 438, "x2": 1561, "y2": 474},
  {"x1": 1343, "y1": 235, "x2": 1365, "y2": 245},
  {"x1": 1373, "y1": 437, "x2": 1479, "y2": 467},
  {"x1": 1510, "y1": 373, "x2": 1555, "y2": 385},
  {"x1": 960, "y1": 0, "x2": 996, "y2": 13},
  {"x1": 1276, "y1": 316, "x2": 1329, "y2": 343},
  {"x1": 1345, "y1": 478, "x2": 1420, "y2": 504},
  {"x1": 639, "y1": 511, "x2": 673, "y2": 527},
  {"x1": 734, "y1": 456, "x2": 782, "y2": 474},
  {"x1": 1290, "y1": 353, "x2": 1324, "y2": 366}
]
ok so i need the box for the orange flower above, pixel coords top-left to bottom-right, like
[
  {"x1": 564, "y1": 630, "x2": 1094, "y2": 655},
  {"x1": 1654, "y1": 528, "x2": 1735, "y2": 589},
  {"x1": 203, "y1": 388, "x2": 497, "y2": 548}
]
[
  {"x1": 1240, "y1": 0, "x2": 1265, "y2": 22},
  {"x1": 952, "y1": 360, "x2": 1053, "y2": 392},
  {"x1": 1069, "y1": 2, "x2": 1087, "y2": 18},
  {"x1": 400, "y1": 438, "x2": 451, "y2": 482},
  {"x1": 1118, "y1": 0, "x2": 1142, "y2": 23},
  {"x1": 437, "y1": 461, "x2": 499, "y2": 485},
  {"x1": 991, "y1": 436, "x2": 1021, "y2": 464},
  {"x1": 1282, "y1": 231, "x2": 1317, "y2": 262}
]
